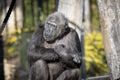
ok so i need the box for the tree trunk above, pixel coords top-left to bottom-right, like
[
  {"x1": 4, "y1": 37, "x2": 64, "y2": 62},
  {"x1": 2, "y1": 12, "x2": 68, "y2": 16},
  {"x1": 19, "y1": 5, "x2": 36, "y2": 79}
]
[
  {"x1": 97, "y1": 0, "x2": 120, "y2": 79},
  {"x1": 57, "y1": 0, "x2": 83, "y2": 41},
  {"x1": 84, "y1": 0, "x2": 91, "y2": 33}
]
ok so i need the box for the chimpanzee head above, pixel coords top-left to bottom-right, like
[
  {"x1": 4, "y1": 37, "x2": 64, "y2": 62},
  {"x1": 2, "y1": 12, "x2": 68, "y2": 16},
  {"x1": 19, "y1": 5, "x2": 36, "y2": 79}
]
[{"x1": 43, "y1": 12, "x2": 67, "y2": 41}]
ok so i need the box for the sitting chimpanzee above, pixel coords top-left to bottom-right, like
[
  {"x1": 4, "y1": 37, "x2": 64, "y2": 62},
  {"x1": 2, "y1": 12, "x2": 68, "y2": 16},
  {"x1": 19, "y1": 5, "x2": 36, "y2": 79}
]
[{"x1": 27, "y1": 12, "x2": 82, "y2": 80}]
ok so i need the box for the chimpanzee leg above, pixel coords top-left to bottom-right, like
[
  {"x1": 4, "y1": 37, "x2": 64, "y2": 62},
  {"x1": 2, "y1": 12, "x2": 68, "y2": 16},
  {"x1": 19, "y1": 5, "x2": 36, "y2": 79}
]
[
  {"x1": 56, "y1": 69, "x2": 80, "y2": 80},
  {"x1": 48, "y1": 62, "x2": 65, "y2": 80},
  {"x1": 29, "y1": 60, "x2": 49, "y2": 80}
]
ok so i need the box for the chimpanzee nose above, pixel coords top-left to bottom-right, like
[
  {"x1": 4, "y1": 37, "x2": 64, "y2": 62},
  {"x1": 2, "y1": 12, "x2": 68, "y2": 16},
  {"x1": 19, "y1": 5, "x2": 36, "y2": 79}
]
[
  {"x1": 45, "y1": 34, "x2": 50, "y2": 38},
  {"x1": 44, "y1": 32, "x2": 51, "y2": 38}
]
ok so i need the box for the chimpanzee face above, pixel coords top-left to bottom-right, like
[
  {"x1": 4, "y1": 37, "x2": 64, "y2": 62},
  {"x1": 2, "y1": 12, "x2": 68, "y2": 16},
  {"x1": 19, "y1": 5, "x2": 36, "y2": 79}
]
[{"x1": 43, "y1": 12, "x2": 67, "y2": 41}]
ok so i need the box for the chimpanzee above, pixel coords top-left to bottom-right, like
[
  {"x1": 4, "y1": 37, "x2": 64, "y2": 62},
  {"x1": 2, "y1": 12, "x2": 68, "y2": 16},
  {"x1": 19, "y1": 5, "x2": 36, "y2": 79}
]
[{"x1": 27, "y1": 12, "x2": 82, "y2": 80}]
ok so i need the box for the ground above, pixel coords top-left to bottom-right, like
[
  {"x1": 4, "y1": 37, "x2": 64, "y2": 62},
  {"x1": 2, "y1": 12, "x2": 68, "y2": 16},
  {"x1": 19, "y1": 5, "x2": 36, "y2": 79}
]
[{"x1": 4, "y1": 57, "x2": 28, "y2": 80}]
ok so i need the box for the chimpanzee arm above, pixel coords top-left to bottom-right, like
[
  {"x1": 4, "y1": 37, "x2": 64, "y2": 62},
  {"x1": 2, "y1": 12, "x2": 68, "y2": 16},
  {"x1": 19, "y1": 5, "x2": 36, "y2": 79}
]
[
  {"x1": 28, "y1": 25, "x2": 59, "y2": 64},
  {"x1": 69, "y1": 30, "x2": 82, "y2": 67},
  {"x1": 54, "y1": 29, "x2": 82, "y2": 68},
  {"x1": 54, "y1": 45, "x2": 80, "y2": 68}
]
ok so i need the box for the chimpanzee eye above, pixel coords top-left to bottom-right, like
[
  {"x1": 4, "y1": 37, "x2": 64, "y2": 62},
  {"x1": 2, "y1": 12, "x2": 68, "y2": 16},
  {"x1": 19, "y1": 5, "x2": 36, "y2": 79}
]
[{"x1": 52, "y1": 24, "x2": 56, "y2": 28}]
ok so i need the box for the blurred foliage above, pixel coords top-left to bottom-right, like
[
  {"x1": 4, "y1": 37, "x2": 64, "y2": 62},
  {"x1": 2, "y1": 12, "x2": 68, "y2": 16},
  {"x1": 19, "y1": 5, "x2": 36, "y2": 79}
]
[
  {"x1": 4, "y1": 32, "x2": 31, "y2": 69},
  {"x1": 90, "y1": 0, "x2": 100, "y2": 31},
  {"x1": 21, "y1": 0, "x2": 56, "y2": 31},
  {"x1": 90, "y1": 0, "x2": 97, "y2": 5},
  {"x1": 85, "y1": 32, "x2": 108, "y2": 77},
  {"x1": 40, "y1": 0, "x2": 56, "y2": 22}
]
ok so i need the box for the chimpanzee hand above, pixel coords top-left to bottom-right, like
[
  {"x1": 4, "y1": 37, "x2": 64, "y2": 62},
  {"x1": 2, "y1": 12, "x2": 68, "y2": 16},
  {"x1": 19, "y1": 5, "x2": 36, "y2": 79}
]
[
  {"x1": 54, "y1": 44, "x2": 66, "y2": 56},
  {"x1": 54, "y1": 45, "x2": 81, "y2": 63},
  {"x1": 54, "y1": 44, "x2": 73, "y2": 61},
  {"x1": 54, "y1": 44, "x2": 64, "y2": 52},
  {"x1": 72, "y1": 54, "x2": 81, "y2": 64}
]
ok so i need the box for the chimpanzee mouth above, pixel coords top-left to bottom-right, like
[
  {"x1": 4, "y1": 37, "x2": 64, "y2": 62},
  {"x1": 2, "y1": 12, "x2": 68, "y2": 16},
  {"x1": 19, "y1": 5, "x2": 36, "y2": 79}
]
[{"x1": 43, "y1": 36, "x2": 55, "y2": 43}]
